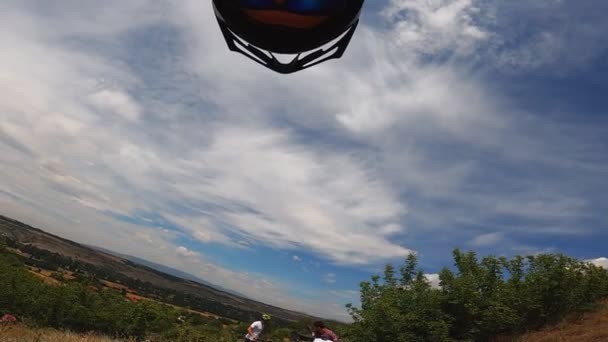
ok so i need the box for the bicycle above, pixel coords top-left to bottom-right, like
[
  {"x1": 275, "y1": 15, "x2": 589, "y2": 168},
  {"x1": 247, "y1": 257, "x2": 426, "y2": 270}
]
[{"x1": 289, "y1": 331, "x2": 337, "y2": 342}]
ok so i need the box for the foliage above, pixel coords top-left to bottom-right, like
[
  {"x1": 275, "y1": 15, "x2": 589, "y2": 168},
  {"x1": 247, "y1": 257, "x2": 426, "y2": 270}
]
[
  {"x1": 6, "y1": 238, "x2": 280, "y2": 325},
  {"x1": 0, "y1": 244, "x2": 280, "y2": 341},
  {"x1": 345, "y1": 249, "x2": 608, "y2": 342},
  {"x1": 4, "y1": 235, "x2": 608, "y2": 342}
]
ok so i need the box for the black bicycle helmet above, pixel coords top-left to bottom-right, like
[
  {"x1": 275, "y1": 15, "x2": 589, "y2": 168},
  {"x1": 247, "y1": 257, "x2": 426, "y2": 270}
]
[{"x1": 213, "y1": 0, "x2": 365, "y2": 74}]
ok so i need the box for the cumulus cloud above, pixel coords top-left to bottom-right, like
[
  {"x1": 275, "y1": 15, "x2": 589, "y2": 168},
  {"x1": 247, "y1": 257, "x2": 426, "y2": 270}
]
[
  {"x1": 587, "y1": 258, "x2": 608, "y2": 269},
  {"x1": 424, "y1": 273, "x2": 441, "y2": 289}
]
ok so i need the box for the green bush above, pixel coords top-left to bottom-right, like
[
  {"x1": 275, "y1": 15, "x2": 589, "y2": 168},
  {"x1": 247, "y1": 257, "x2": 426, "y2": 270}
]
[
  {"x1": 345, "y1": 249, "x2": 608, "y2": 342},
  {"x1": 0, "y1": 247, "x2": 212, "y2": 341},
  {"x1": 0, "y1": 244, "x2": 300, "y2": 341},
  {"x1": 4, "y1": 241, "x2": 608, "y2": 342}
]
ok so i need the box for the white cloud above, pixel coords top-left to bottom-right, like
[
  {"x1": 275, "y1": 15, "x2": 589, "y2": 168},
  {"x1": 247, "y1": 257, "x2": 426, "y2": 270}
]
[
  {"x1": 176, "y1": 246, "x2": 198, "y2": 258},
  {"x1": 486, "y1": 2, "x2": 608, "y2": 74},
  {"x1": 587, "y1": 257, "x2": 608, "y2": 269},
  {"x1": 156, "y1": 125, "x2": 411, "y2": 265},
  {"x1": 324, "y1": 273, "x2": 337, "y2": 284},
  {"x1": 328, "y1": 289, "x2": 359, "y2": 298},
  {"x1": 424, "y1": 273, "x2": 441, "y2": 289},
  {"x1": 134, "y1": 232, "x2": 154, "y2": 245},
  {"x1": 162, "y1": 214, "x2": 238, "y2": 247},
  {"x1": 88, "y1": 89, "x2": 141, "y2": 122},
  {"x1": 293, "y1": 255, "x2": 302, "y2": 262},
  {"x1": 382, "y1": 0, "x2": 488, "y2": 56},
  {"x1": 470, "y1": 232, "x2": 504, "y2": 247},
  {"x1": 2, "y1": 43, "x2": 415, "y2": 263}
]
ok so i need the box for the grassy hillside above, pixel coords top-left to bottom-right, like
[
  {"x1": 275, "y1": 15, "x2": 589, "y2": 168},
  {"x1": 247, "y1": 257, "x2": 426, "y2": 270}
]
[
  {"x1": 514, "y1": 300, "x2": 608, "y2": 342},
  {"x1": 0, "y1": 324, "x2": 127, "y2": 342},
  {"x1": 0, "y1": 214, "x2": 317, "y2": 324},
  {"x1": 0, "y1": 237, "x2": 329, "y2": 342}
]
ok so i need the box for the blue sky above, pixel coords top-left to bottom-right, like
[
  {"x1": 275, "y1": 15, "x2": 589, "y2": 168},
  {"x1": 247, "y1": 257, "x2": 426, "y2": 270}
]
[{"x1": 1, "y1": 0, "x2": 607, "y2": 321}]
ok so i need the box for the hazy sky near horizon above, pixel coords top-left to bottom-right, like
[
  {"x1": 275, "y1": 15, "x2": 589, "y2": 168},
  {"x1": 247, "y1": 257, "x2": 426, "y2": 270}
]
[{"x1": 1, "y1": 0, "x2": 607, "y2": 321}]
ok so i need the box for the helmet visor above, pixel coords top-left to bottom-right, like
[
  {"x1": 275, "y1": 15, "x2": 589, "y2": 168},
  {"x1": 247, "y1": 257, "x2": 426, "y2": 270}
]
[{"x1": 239, "y1": 0, "x2": 345, "y2": 15}]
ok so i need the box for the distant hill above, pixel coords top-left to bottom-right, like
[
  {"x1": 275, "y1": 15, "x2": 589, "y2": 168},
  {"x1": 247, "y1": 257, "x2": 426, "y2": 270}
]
[
  {"x1": 87, "y1": 244, "x2": 251, "y2": 299},
  {"x1": 0, "y1": 213, "x2": 317, "y2": 323}
]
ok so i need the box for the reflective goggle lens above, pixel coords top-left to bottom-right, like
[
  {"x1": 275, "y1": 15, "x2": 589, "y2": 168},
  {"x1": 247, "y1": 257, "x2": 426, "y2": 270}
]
[{"x1": 239, "y1": 0, "x2": 344, "y2": 14}]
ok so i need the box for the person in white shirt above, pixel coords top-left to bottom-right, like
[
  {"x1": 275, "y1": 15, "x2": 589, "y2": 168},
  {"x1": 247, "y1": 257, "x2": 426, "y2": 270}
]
[{"x1": 245, "y1": 313, "x2": 271, "y2": 342}]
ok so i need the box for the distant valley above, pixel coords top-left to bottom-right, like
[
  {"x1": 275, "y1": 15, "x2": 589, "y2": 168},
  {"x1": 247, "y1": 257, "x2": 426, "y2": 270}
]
[{"x1": 0, "y1": 214, "x2": 318, "y2": 324}]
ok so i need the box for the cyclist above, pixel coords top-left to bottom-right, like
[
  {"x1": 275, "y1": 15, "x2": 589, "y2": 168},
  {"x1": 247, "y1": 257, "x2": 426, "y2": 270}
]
[
  {"x1": 292, "y1": 320, "x2": 339, "y2": 341},
  {"x1": 312, "y1": 321, "x2": 338, "y2": 341},
  {"x1": 245, "y1": 313, "x2": 271, "y2": 342}
]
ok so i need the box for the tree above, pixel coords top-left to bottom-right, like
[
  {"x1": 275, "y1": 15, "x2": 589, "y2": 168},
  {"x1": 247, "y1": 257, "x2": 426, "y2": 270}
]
[
  {"x1": 346, "y1": 249, "x2": 608, "y2": 341},
  {"x1": 346, "y1": 253, "x2": 450, "y2": 342}
]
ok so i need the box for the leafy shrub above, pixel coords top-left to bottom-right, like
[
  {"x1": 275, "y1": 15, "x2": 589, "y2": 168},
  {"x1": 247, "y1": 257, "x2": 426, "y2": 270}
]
[{"x1": 345, "y1": 249, "x2": 608, "y2": 342}]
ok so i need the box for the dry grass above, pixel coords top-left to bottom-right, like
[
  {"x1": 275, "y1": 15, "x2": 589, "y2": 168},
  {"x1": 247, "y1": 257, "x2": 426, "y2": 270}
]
[
  {"x1": 6, "y1": 247, "x2": 31, "y2": 258},
  {"x1": 99, "y1": 280, "x2": 129, "y2": 291},
  {"x1": 0, "y1": 324, "x2": 134, "y2": 342},
  {"x1": 26, "y1": 270, "x2": 61, "y2": 285},
  {"x1": 493, "y1": 301, "x2": 608, "y2": 342},
  {"x1": 518, "y1": 306, "x2": 608, "y2": 342}
]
